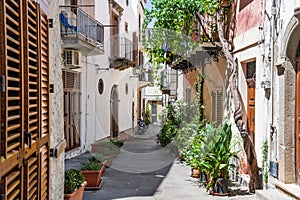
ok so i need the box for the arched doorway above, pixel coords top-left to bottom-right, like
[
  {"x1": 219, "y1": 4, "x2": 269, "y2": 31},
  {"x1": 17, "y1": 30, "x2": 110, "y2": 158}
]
[{"x1": 110, "y1": 85, "x2": 119, "y2": 138}]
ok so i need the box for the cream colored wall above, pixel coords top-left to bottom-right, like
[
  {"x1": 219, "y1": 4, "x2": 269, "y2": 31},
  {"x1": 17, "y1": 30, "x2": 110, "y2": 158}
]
[
  {"x1": 233, "y1": 28, "x2": 266, "y2": 167},
  {"x1": 202, "y1": 58, "x2": 226, "y2": 122}
]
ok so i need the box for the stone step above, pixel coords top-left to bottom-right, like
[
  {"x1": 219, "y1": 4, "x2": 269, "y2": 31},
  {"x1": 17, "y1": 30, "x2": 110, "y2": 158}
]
[
  {"x1": 275, "y1": 182, "x2": 300, "y2": 200},
  {"x1": 256, "y1": 189, "x2": 295, "y2": 200}
]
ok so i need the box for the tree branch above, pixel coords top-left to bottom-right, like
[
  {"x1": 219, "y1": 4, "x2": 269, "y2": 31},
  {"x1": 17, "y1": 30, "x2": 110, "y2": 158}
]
[
  {"x1": 216, "y1": 10, "x2": 260, "y2": 192},
  {"x1": 195, "y1": 13, "x2": 215, "y2": 45}
]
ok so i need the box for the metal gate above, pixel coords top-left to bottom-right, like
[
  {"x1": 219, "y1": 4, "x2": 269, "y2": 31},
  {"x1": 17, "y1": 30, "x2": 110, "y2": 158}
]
[{"x1": 0, "y1": 0, "x2": 50, "y2": 199}]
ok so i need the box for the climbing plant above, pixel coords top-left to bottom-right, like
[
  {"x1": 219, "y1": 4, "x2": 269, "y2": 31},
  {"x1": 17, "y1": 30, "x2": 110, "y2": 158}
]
[{"x1": 143, "y1": 0, "x2": 260, "y2": 192}]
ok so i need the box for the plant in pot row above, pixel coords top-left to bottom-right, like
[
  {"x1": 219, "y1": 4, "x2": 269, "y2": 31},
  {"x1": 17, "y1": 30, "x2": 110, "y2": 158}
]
[
  {"x1": 64, "y1": 169, "x2": 87, "y2": 200},
  {"x1": 80, "y1": 156, "x2": 106, "y2": 189},
  {"x1": 184, "y1": 121, "x2": 238, "y2": 195}
]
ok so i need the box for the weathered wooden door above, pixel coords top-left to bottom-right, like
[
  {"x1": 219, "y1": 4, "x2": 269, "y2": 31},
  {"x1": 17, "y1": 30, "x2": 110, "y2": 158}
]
[
  {"x1": 0, "y1": 0, "x2": 50, "y2": 199},
  {"x1": 63, "y1": 70, "x2": 81, "y2": 151},
  {"x1": 295, "y1": 58, "x2": 300, "y2": 185},
  {"x1": 247, "y1": 80, "x2": 256, "y2": 142}
]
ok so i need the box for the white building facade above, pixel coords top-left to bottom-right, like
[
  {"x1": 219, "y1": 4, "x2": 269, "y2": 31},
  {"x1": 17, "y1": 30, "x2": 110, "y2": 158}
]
[{"x1": 59, "y1": 0, "x2": 145, "y2": 157}]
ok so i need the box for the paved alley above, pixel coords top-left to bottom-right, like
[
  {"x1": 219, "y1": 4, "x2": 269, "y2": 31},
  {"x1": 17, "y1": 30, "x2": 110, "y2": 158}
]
[{"x1": 65, "y1": 125, "x2": 256, "y2": 200}]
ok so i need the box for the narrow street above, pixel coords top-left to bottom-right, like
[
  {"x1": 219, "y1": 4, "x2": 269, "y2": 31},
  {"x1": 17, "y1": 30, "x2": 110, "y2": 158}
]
[{"x1": 65, "y1": 125, "x2": 256, "y2": 200}]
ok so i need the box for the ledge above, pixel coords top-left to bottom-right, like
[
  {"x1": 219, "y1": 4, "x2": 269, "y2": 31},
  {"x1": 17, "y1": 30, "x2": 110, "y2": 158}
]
[{"x1": 275, "y1": 181, "x2": 300, "y2": 200}]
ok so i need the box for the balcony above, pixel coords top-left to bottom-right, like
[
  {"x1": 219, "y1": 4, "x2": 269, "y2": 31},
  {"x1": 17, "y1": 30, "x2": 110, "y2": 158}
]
[
  {"x1": 110, "y1": 36, "x2": 136, "y2": 70},
  {"x1": 59, "y1": 7, "x2": 104, "y2": 56}
]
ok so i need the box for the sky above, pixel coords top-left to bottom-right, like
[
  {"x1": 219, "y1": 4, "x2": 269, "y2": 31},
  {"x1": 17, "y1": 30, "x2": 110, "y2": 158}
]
[{"x1": 144, "y1": 0, "x2": 154, "y2": 28}]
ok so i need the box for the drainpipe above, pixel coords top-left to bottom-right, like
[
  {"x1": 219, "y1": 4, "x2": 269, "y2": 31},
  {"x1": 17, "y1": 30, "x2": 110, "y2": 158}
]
[
  {"x1": 85, "y1": 56, "x2": 88, "y2": 151},
  {"x1": 271, "y1": 0, "x2": 277, "y2": 161}
]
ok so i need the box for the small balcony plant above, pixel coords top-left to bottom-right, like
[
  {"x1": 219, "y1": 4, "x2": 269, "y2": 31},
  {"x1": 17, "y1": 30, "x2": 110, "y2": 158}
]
[
  {"x1": 80, "y1": 157, "x2": 106, "y2": 189},
  {"x1": 64, "y1": 168, "x2": 87, "y2": 200}
]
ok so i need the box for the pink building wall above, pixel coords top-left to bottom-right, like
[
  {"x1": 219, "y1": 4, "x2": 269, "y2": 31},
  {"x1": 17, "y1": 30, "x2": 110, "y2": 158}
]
[{"x1": 235, "y1": 0, "x2": 264, "y2": 36}]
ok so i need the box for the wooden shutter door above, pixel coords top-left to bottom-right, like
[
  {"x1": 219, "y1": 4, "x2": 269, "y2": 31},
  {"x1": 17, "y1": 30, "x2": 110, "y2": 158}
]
[
  {"x1": 63, "y1": 70, "x2": 80, "y2": 151},
  {"x1": 0, "y1": 0, "x2": 50, "y2": 199},
  {"x1": 39, "y1": 8, "x2": 50, "y2": 200}
]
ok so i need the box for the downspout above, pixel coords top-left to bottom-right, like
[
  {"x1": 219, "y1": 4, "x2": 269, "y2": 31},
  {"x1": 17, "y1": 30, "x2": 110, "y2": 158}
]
[
  {"x1": 85, "y1": 56, "x2": 88, "y2": 151},
  {"x1": 271, "y1": 0, "x2": 277, "y2": 161}
]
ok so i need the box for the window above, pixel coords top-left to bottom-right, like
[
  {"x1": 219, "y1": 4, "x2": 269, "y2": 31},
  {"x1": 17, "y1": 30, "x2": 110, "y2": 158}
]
[
  {"x1": 239, "y1": 0, "x2": 254, "y2": 11},
  {"x1": 246, "y1": 61, "x2": 256, "y2": 80},
  {"x1": 125, "y1": 83, "x2": 128, "y2": 95},
  {"x1": 125, "y1": 22, "x2": 128, "y2": 32},
  {"x1": 98, "y1": 79, "x2": 104, "y2": 94},
  {"x1": 126, "y1": 0, "x2": 129, "y2": 6},
  {"x1": 211, "y1": 89, "x2": 223, "y2": 125},
  {"x1": 151, "y1": 101, "x2": 157, "y2": 123},
  {"x1": 186, "y1": 88, "x2": 191, "y2": 103}
]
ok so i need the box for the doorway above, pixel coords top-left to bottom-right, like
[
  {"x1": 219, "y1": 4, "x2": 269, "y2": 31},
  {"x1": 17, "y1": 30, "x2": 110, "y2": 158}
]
[
  {"x1": 110, "y1": 86, "x2": 119, "y2": 138},
  {"x1": 245, "y1": 61, "x2": 256, "y2": 142},
  {"x1": 63, "y1": 70, "x2": 81, "y2": 151}
]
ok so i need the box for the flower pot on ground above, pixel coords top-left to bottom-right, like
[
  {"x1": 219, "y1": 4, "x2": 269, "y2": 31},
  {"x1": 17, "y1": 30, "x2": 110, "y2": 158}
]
[
  {"x1": 198, "y1": 121, "x2": 238, "y2": 195},
  {"x1": 191, "y1": 168, "x2": 200, "y2": 178},
  {"x1": 64, "y1": 169, "x2": 86, "y2": 200},
  {"x1": 90, "y1": 139, "x2": 122, "y2": 166},
  {"x1": 80, "y1": 157, "x2": 105, "y2": 189}
]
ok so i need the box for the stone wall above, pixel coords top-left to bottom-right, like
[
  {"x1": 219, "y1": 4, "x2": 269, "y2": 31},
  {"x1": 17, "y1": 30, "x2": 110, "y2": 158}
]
[{"x1": 48, "y1": 0, "x2": 65, "y2": 199}]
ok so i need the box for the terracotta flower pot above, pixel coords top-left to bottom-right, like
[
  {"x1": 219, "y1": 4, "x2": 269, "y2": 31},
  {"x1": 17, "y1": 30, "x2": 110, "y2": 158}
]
[
  {"x1": 191, "y1": 168, "x2": 200, "y2": 178},
  {"x1": 220, "y1": 0, "x2": 231, "y2": 8},
  {"x1": 64, "y1": 181, "x2": 87, "y2": 200},
  {"x1": 81, "y1": 164, "x2": 106, "y2": 188}
]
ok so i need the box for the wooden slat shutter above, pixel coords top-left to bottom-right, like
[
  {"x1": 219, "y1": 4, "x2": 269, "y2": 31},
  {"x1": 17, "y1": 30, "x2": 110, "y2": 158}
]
[
  {"x1": 24, "y1": 0, "x2": 40, "y2": 143},
  {"x1": 211, "y1": 89, "x2": 223, "y2": 125},
  {"x1": 0, "y1": 0, "x2": 50, "y2": 199},
  {"x1": 63, "y1": 70, "x2": 81, "y2": 151},
  {"x1": 1, "y1": 0, "x2": 23, "y2": 159}
]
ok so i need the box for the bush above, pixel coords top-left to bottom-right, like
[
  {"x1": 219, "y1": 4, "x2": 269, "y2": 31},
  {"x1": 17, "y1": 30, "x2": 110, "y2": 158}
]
[
  {"x1": 157, "y1": 120, "x2": 178, "y2": 146},
  {"x1": 64, "y1": 168, "x2": 85, "y2": 194},
  {"x1": 110, "y1": 140, "x2": 124, "y2": 148},
  {"x1": 80, "y1": 157, "x2": 103, "y2": 170}
]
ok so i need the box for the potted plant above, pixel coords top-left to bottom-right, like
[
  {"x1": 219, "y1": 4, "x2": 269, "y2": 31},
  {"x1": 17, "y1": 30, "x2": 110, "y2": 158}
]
[
  {"x1": 80, "y1": 157, "x2": 106, "y2": 189},
  {"x1": 199, "y1": 121, "x2": 238, "y2": 196},
  {"x1": 64, "y1": 168, "x2": 87, "y2": 200},
  {"x1": 91, "y1": 139, "x2": 122, "y2": 166}
]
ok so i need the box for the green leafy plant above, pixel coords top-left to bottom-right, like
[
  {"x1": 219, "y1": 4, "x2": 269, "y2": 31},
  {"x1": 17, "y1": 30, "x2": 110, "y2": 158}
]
[
  {"x1": 110, "y1": 140, "x2": 124, "y2": 148},
  {"x1": 198, "y1": 121, "x2": 238, "y2": 191},
  {"x1": 262, "y1": 141, "x2": 268, "y2": 184},
  {"x1": 144, "y1": 104, "x2": 151, "y2": 125},
  {"x1": 80, "y1": 157, "x2": 103, "y2": 171},
  {"x1": 64, "y1": 168, "x2": 85, "y2": 194}
]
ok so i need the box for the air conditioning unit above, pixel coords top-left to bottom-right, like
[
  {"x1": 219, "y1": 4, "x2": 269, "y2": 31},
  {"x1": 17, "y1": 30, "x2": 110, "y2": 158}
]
[{"x1": 64, "y1": 50, "x2": 81, "y2": 69}]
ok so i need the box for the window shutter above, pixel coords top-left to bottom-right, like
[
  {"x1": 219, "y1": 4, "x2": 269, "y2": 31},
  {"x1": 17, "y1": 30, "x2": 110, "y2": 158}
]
[
  {"x1": 0, "y1": 0, "x2": 50, "y2": 198},
  {"x1": 211, "y1": 89, "x2": 223, "y2": 125},
  {"x1": 186, "y1": 88, "x2": 191, "y2": 103}
]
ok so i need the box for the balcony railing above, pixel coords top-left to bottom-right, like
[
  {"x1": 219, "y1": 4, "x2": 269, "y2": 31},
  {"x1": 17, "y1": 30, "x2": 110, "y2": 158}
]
[
  {"x1": 59, "y1": 7, "x2": 104, "y2": 55},
  {"x1": 110, "y1": 36, "x2": 135, "y2": 69},
  {"x1": 139, "y1": 70, "x2": 153, "y2": 82},
  {"x1": 111, "y1": 37, "x2": 133, "y2": 61}
]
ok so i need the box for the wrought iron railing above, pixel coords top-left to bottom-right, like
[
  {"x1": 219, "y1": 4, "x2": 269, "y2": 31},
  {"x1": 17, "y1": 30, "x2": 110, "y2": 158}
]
[
  {"x1": 59, "y1": 7, "x2": 104, "y2": 47},
  {"x1": 111, "y1": 36, "x2": 133, "y2": 61}
]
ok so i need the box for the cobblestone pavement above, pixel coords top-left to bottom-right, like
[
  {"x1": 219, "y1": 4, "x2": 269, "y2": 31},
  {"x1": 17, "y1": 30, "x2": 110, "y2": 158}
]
[{"x1": 65, "y1": 125, "x2": 257, "y2": 200}]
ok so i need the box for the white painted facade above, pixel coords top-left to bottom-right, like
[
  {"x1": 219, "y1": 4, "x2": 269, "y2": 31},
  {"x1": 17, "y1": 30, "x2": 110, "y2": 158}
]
[{"x1": 59, "y1": 0, "x2": 144, "y2": 156}]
